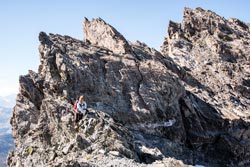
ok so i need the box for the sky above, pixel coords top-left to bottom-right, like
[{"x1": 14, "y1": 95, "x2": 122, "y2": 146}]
[{"x1": 0, "y1": 0, "x2": 250, "y2": 96}]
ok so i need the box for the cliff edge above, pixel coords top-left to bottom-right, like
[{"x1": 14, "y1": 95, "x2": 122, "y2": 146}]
[{"x1": 7, "y1": 8, "x2": 250, "y2": 167}]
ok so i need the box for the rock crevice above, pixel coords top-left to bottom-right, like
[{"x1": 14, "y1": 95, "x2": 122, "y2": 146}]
[{"x1": 8, "y1": 7, "x2": 250, "y2": 167}]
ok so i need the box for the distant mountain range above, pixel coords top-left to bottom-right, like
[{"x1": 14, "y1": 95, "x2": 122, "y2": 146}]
[
  {"x1": 0, "y1": 134, "x2": 14, "y2": 167},
  {"x1": 0, "y1": 106, "x2": 12, "y2": 135},
  {"x1": 0, "y1": 94, "x2": 16, "y2": 135},
  {"x1": 0, "y1": 94, "x2": 15, "y2": 167}
]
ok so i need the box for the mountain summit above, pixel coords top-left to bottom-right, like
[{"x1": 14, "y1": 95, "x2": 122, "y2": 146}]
[{"x1": 8, "y1": 8, "x2": 250, "y2": 167}]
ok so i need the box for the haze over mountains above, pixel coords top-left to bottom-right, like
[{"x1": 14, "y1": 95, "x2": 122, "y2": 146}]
[
  {"x1": 0, "y1": 94, "x2": 16, "y2": 134},
  {"x1": 7, "y1": 7, "x2": 250, "y2": 167},
  {"x1": 0, "y1": 94, "x2": 15, "y2": 167},
  {"x1": 0, "y1": 94, "x2": 16, "y2": 108}
]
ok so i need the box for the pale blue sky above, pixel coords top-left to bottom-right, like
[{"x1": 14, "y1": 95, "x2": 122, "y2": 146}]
[{"x1": 0, "y1": 0, "x2": 249, "y2": 96}]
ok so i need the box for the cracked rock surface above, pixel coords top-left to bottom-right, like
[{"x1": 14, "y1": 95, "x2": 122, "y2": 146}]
[{"x1": 8, "y1": 7, "x2": 250, "y2": 167}]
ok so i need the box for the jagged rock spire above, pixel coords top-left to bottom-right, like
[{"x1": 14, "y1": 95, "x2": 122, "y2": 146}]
[
  {"x1": 161, "y1": 7, "x2": 250, "y2": 165},
  {"x1": 7, "y1": 8, "x2": 250, "y2": 167},
  {"x1": 83, "y1": 17, "x2": 131, "y2": 54}
]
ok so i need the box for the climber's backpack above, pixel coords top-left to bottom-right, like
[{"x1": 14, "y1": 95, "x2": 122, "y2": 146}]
[{"x1": 73, "y1": 100, "x2": 78, "y2": 111}]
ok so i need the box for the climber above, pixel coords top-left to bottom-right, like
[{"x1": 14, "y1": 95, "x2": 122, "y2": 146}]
[{"x1": 74, "y1": 95, "x2": 87, "y2": 124}]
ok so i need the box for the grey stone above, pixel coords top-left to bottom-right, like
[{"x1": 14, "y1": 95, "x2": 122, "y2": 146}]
[
  {"x1": 62, "y1": 143, "x2": 73, "y2": 155},
  {"x1": 8, "y1": 7, "x2": 250, "y2": 167},
  {"x1": 109, "y1": 151, "x2": 120, "y2": 156}
]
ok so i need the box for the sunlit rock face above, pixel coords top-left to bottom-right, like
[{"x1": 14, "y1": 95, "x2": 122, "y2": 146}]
[
  {"x1": 8, "y1": 7, "x2": 250, "y2": 167},
  {"x1": 161, "y1": 7, "x2": 250, "y2": 166}
]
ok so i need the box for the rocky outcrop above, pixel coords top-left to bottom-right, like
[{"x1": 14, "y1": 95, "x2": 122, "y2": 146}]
[
  {"x1": 83, "y1": 18, "x2": 131, "y2": 54},
  {"x1": 162, "y1": 7, "x2": 250, "y2": 125},
  {"x1": 161, "y1": 7, "x2": 250, "y2": 166},
  {"x1": 8, "y1": 7, "x2": 250, "y2": 167}
]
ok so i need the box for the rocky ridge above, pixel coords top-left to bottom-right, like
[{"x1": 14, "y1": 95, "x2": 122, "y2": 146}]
[
  {"x1": 161, "y1": 7, "x2": 250, "y2": 119},
  {"x1": 8, "y1": 8, "x2": 250, "y2": 167}
]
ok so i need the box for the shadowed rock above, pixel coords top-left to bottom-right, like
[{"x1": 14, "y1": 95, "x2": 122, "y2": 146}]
[
  {"x1": 8, "y1": 8, "x2": 250, "y2": 167},
  {"x1": 161, "y1": 7, "x2": 250, "y2": 166}
]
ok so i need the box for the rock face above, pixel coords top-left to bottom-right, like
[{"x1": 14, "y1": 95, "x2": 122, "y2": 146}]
[
  {"x1": 161, "y1": 7, "x2": 250, "y2": 166},
  {"x1": 8, "y1": 8, "x2": 250, "y2": 167},
  {"x1": 83, "y1": 18, "x2": 131, "y2": 54},
  {"x1": 162, "y1": 8, "x2": 250, "y2": 119}
]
